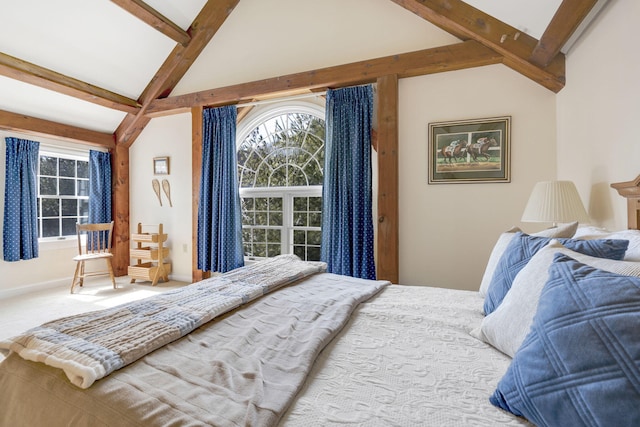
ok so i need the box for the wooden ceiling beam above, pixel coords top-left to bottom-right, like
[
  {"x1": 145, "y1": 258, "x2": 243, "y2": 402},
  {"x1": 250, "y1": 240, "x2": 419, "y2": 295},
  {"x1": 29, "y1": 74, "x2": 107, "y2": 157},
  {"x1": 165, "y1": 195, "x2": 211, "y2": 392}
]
[
  {"x1": 389, "y1": 0, "x2": 566, "y2": 92},
  {"x1": 0, "y1": 109, "x2": 116, "y2": 148},
  {"x1": 146, "y1": 40, "x2": 502, "y2": 116},
  {"x1": 110, "y1": 0, "x2": 191, "y2": 46},
  {"x1": 529, "y1": 0, "x2": 597, "y2": 67},
  {"x1": 115, "y1": 0, "x2": 240, "y2": 147},
  {"x1": 0, "y1": 52, "x2": 140, "y2": 114}
]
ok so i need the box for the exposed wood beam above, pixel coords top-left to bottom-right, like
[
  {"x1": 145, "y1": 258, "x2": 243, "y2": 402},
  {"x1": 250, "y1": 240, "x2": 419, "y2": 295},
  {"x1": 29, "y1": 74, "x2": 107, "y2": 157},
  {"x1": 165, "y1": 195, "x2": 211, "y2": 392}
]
[
  {"x1": 389, "y1": 0, "x2": 566, "y2": 92},
  {"x1": 110, "y1": 0, "x2": 191, "y2": 46},
  {"x1": 0, "y1": 109, "x2": 115, "y2": 148},
  {"x1": 146, "y1": 40, "x2": 502, "y2": 116},
  {"x1": 111, "y1": 144, "x2": 130, "y2": 276},
  {"x1": 376, "y1": 75, "x2": 399, "y2": 284},
  {"x1": 115, "y1": 0, "x2": 240, "y2": 147},
  {"x1": 0, "y1": 52, "x2": 141, "y2": 114},
  {"x1": 529, "y1": 0, "x2": 597, "y2": 67}
]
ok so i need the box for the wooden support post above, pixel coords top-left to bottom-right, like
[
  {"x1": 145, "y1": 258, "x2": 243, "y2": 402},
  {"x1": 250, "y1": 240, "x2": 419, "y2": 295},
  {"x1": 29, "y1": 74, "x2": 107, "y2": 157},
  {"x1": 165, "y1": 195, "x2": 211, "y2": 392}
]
[
  {"x1": 191, "y1": 107, "x2": 210, "y2": 282},
  {"x1": 111, "y1": 143, "x2": 130, "y2": 276},
  {"x1": 376, "y1": 75, "x2": 399, "y2": 283}
]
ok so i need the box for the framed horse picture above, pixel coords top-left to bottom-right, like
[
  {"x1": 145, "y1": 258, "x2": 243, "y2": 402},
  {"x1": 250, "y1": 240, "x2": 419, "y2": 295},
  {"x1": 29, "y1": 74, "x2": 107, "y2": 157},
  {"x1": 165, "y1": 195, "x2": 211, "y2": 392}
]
[{"x1": 428, "y1": 116, "x2": 511, "y2": 184}]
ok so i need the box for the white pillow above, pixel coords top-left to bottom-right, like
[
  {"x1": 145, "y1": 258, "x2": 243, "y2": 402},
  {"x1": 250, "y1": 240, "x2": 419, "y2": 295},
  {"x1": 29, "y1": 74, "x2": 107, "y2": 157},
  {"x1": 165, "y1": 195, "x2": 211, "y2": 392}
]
[
  {"x1": 473, "y1": 240, "x2": 640, "y2": 357},
  {"x1": 530, "y1": 221, "x2": 578, "y2": 238},
  {"x1": 575, "y1": 227, "x2": 640, "y2": 261},
  {"x1": 478, "y1": 221, "x2": 578, "y2": 296},
  {"x1": 478, "y1": 227, "x2": 521, "y2": 297}
]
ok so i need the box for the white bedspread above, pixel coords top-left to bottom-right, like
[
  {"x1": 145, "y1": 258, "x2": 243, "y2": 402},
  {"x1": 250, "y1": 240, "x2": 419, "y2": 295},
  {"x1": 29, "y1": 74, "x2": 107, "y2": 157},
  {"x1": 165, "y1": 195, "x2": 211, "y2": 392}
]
[{"x1": 281, "y1": 285, "x2": 532, "y2": 426}]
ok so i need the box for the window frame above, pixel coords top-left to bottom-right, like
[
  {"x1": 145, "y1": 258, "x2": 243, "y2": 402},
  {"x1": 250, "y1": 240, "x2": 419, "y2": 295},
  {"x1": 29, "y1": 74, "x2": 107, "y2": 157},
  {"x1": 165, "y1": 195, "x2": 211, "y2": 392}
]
[
  {"x1": 37, "y1": 146, "x2": 90, "y2": 243},
  {"x1": 236, "y1": 100, "x2": 325, "y2": 262}
]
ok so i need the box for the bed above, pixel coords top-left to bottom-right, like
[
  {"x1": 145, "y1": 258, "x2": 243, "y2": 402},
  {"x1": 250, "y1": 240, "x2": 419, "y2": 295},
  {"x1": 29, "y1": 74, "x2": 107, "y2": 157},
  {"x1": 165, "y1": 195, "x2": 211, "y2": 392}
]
[{"x1": 1, "y1": 212, "x2": 639, "y2": 426}]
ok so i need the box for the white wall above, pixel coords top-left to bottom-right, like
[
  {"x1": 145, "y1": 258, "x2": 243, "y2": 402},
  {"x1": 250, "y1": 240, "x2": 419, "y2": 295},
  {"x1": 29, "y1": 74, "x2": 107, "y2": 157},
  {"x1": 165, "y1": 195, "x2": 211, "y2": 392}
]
[
  {"x1": 557, "y1": 0, "x2": 639, "y2": 231},
  {"x1": 129, "y1": 114, "x2": 194, "y2": 282},
  {"x1": 399, "y1": 65, "x2": 557, "y2": 290}
]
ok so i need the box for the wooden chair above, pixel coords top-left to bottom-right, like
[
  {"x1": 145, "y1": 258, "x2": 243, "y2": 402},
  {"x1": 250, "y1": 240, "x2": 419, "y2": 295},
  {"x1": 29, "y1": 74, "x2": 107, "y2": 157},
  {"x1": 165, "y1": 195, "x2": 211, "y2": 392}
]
[{"x1": 71, "y1": 221, "x2": 116, "y2": 293}]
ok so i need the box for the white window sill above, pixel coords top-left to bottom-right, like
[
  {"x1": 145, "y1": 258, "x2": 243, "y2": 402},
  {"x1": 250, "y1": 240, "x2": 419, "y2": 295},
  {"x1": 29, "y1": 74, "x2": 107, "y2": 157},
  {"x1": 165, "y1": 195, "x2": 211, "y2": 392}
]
[{"x1": 38, "y1": 237, "x2": 78, "y2": 251}]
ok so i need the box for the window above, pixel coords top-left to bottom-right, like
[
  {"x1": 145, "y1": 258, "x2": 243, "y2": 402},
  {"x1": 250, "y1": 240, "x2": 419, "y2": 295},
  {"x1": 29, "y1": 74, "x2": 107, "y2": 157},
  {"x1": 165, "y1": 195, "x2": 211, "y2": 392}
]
[
  {"x1": 37, "y1": 149, "x2": 89, "y2": 239},
  {"x1": 236, "y1": 101, "x2": 325, "y2": 261}
]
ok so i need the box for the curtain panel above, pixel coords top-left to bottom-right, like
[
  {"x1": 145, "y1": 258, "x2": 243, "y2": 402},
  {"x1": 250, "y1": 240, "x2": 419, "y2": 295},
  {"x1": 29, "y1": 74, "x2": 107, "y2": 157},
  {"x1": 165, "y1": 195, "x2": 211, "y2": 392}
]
[
  {"x1": 197, "y1": 105, "x2": 244, "y2": 273},
  {"x1": 88, "y1": 150, "x2": 112, "y2": 250},
  {"x1": 321, "y1": 85, "x2": 376, "y2": 280},
  {"x1": 3, "y1": 137, "x2": 40, "y2": 262},
  {"x1": 88, "y1": 150, "x2": 112, "y2": 224}
]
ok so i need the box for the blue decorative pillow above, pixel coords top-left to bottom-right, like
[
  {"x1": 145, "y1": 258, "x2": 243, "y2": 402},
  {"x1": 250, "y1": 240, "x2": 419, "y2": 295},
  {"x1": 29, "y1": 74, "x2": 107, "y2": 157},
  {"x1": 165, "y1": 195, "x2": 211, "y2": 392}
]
[
  {"x1": 490, "y1": 254, "x2": 640, "y2": 427},
  {"x1": 483, "y1": 232, "x2": 628, "y2": 315}
]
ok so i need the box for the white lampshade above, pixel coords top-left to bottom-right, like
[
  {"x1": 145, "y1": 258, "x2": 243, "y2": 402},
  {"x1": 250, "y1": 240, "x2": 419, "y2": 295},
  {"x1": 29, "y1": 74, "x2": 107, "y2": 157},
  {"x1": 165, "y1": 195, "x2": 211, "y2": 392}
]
[{"x1": 521, "y1": 181, "x2": 590, "y2": 225}]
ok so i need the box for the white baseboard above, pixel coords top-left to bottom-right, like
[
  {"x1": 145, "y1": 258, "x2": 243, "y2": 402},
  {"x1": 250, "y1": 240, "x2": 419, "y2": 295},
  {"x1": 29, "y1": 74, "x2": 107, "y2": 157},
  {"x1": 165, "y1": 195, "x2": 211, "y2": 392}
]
[
  {"x1": 0, "y1": 277, "x2": 71, "y2": 300},
  {"x1": 169, "y1": 274, "x2": 192, "y2": 283}
]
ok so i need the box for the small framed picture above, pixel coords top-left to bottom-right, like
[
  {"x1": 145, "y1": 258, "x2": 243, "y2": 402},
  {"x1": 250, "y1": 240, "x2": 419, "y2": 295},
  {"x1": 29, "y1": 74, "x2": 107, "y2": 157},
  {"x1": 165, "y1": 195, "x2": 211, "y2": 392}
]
[
  {"x1": 428, "y1": 116, "x2": 511, "y2": 184},
  {"x1": 153, "y1": 157, "x2": 170, "y2": 175}
]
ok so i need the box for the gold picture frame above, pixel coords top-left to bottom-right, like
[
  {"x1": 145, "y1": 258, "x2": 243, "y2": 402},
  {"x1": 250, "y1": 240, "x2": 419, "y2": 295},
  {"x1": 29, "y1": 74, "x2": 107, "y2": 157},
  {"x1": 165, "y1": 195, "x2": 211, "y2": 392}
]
[
  {"x1": 428, "y1": 116, "x2": 511, "y2": 184},
  {"x1": 153, "y1": 157, "x2": 170, "y2": 175}
]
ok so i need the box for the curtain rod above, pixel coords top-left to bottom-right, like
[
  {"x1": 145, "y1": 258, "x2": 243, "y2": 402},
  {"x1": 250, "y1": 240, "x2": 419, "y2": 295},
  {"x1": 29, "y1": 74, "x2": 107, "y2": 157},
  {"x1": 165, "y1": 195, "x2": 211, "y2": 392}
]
[
  {"x1": 235, "y1": 91, "x2": 327, "y2": 108},
  {"x1": 233, "y1": 84, "x2": 376, "y2": 108}
]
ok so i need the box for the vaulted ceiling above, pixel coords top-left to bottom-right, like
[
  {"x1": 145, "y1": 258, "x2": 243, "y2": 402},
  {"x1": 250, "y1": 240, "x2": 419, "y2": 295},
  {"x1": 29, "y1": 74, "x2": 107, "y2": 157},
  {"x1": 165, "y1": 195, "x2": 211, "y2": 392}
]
[{"x1": 0, "y1": 0, "x2": 607, "y2": 150}]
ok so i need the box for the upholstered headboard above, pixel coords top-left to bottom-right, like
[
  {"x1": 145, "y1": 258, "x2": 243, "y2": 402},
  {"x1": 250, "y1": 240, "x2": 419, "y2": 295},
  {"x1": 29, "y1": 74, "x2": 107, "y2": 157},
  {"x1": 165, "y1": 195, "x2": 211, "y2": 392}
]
[{"x1": 611, "y1": 175, "x2": 640, "y2": 230}]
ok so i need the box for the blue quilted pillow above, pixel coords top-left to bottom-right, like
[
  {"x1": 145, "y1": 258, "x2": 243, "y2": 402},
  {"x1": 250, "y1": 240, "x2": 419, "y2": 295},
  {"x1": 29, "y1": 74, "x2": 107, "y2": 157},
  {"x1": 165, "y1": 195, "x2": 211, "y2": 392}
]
[
  {"x1": 483, "y1": 233, "x2": 628, "y2": 315},
  {"x1": 490, "y1": 254, "x2": 640, "y2": 427}
]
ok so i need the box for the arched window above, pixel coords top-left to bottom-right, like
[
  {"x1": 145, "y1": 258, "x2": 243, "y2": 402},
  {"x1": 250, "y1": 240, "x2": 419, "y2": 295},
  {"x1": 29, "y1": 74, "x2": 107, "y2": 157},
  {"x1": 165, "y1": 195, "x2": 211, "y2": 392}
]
[{"x1": 236, "y1": 101, "x2": 325, "y2": 261}]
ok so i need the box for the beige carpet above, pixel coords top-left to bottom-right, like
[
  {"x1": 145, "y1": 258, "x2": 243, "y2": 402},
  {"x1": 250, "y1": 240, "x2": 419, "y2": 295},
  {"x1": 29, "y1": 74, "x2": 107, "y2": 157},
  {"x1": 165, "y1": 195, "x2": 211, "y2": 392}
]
[{"x1": 0, "y1": 276, "x2": 187, "y2": 349}]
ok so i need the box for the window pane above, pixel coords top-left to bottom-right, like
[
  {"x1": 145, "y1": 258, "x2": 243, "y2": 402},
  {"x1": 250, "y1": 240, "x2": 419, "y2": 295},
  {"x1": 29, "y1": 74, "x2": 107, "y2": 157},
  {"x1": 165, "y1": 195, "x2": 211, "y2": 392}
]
[
  {"x1": 267, "y1": 244, "x2": 281, "y2": 257},
  {"x1": 269, "y1": 212, "x2": 282, "y2": 226},
  {"x1": 269, "y1": 197, "x2": 282, "y2": 211},
  {"x1": 40, "y1": 156, "x2": 57, "y2": 176},
  {"x1": 77, "y1": 179, "x2": 89, "y2": 197},
  {"x1": 59, "y1": 178, "x2": 75, "y2": 195},
  {"x1": 79, "y1": 199, "x2": 89, "y2": 217},
  {"x1": 41, "y1": 198, "x2": 59, "y2": 217},
  {"x1": 293, "y1": 245, "x2": 305, "y2": 259},
  {"x1": 242, "y1": 211, "x2": 254, "y2": 226},
  {"x1": 59, "y1": 158, "x2": 75, "y2": 177},
  {"x1": 62, "y1": 218, "x2": 77, "y2": 236},
  {"x1": 293, "y1": 197, "x2": 307, "y2": 212},
  {"x1": 307, "y1": 246, "x2": 321, "y2": 261},
  {"x1": 309, "y1": 197, "x2": 322, "y2": 211},
  {"x1": 253, "y1": 228, "x2": 266, "y2": 242},
  {"x1": 242, "y1": 197, "x2": 254, "y2": 211},
  {"x1": 40, "y1": 177, "x2": 57, "y2": 195},
  {"x1": 255, "y1": 212, "x2": 268, "y2": 226},
  {"x1": 270, "y1": 168, "x2": 287, "y2": 186},
  {"x1": 267, "y1": 229, "x2": 280, "y2": 243},
  {"x1": 255, "y1": 198, "x2": 268, "y2": 211},
  {"x1": 77, "y1": 160, "x2": 89, "y2": 178},
  {"x1": 293, "y1": 212, "x2": 307, "y2": 227},
  {"x1": 309, "y1": 212, "x2": 322, "y2": 227},
  {"x1": 294, "y1": 230, "x2": 305, "y2": 245},
  {"x1": 42, "y1": 219, "x2": 59, "y2": 237},
  {"x1": 254, "y1": 244, "x2": 266, "y2": 257},
  {"x1": 307, "y1": 230, "x2": 321, "y2": 246},
  {"x1": 61, "y1": 199, "x2": 77, "y2": 216}
]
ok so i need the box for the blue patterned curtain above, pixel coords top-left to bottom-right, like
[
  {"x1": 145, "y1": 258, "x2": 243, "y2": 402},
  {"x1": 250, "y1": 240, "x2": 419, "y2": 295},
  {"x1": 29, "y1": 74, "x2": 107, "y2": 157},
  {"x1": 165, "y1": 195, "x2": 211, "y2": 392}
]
[
  {"x1": 88, "y1": 150, "x2": 112, "y2": 224},
  {"x1": 197, "y1": 105, "x2": 244, "y2": 273},
  {"x1": 88, "y1": 150, "x2": 112, "y2": 250},
  {"x1": 3, "y1": 137, "x2": 40, "y2": 261},
  {"x1": 321, "y1": 85, "x2": 376, "y2": 280}
]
